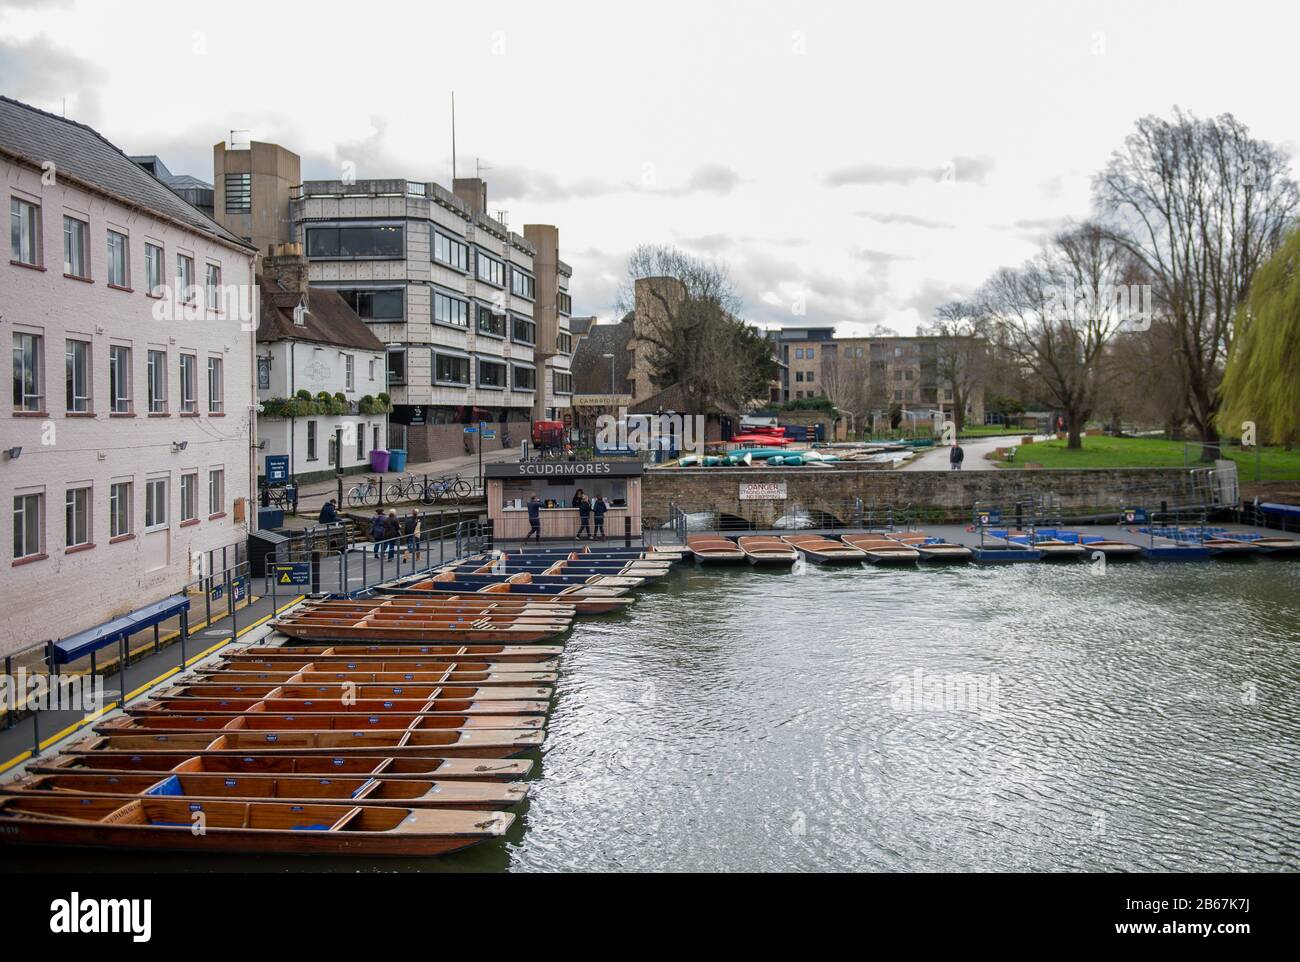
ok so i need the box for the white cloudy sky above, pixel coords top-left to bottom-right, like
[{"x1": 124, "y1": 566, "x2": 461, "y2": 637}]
[{"x1": 3, "y1": 0, "x2": 1297, "y2": 333}]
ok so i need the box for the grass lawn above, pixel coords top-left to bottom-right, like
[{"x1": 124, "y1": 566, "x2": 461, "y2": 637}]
[
  {"x1": 993, "y1": 435, "x2": 1300, "y2": 480},
  {"x1": 957, "y1": 425, "x2": 1043, "y2": 438}
]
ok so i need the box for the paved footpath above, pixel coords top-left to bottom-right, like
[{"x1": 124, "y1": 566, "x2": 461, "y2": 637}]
[{"x1": 901, "y1": 434, "x2": 1056, "y2": 471}]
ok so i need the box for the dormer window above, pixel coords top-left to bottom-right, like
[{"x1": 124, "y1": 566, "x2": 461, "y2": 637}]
[{"x1": 293, "y1": 298, "x2": 307, "y2": 326}]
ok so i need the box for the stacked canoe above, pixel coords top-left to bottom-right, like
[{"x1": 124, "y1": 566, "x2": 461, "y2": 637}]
[{"x1": 0, "y1": 545, "x2": 683, "y2": 857}]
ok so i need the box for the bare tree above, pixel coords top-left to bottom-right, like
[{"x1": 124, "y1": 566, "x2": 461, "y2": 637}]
[
  {"x1": 616, "y1": 245, "x2": 775, "y2": 412},
  {"x1": 925, "y1": 301, "x2": 988, "y2": 433},
  {"x1": 980, "y1": 223, "x2": 1140, "y2": 449},
  {"x1": 1094, "y1": 109, "x2": 1299, "y2": 451},
  {"x1": 820, "y1": 347, "x2": 873, "y2": 437}
]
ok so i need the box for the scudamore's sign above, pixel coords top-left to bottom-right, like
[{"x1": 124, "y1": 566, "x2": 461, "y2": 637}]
[
  {"x1": 485, "y1": 460, "x2": 644, "y2": 479},
  {"x1": 739, "y1": 482, "x2": 787, "y2": 500}
]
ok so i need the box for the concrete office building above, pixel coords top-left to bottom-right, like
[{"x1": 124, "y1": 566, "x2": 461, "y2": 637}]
[{"x1": 1, "y1": 97, "x2": 258, "y2": 656}]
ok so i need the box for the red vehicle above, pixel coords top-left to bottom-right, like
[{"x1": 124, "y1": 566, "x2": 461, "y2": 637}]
[{"x1": 532, "y1": 420, "x2": 565, "y2": 449}]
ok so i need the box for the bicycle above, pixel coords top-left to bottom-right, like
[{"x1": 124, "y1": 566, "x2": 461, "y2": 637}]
[
  {"x1": 262, "y1": 484, "x2": 296, "y2": 510},
  {"x1": 421, "y1": 475, "x2": 473, "y2": 506},
  {"x1": 346, "y1": 476, "x2": 402, "y2": 507}
]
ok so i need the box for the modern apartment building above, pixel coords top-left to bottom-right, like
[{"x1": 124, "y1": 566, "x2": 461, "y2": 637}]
[
  {"x1": 776, "y1": 328, "x2": 985, "y2": 425},
  {"x1": 286, "y1": 175, "x2": 575, "y2": 462},
  {"x1": 1, "y1": 97, "x2": 258, "y2": 656}
]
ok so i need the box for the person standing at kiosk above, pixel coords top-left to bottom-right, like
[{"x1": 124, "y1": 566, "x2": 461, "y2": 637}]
[
  {"x1": 527, "y1": 494, "x2": 543, "y2": 543},
  {"x1": 593, "y1": 496, "x2": 608, "y2": 540},
  {"x1": 575, "y1": 488, "x2": 592, "y2": 540}
]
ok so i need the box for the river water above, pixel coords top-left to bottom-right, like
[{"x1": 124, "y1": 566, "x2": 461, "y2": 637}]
[{"x1": 8, "y1": 561, "x2": 1299, "y2": 872}]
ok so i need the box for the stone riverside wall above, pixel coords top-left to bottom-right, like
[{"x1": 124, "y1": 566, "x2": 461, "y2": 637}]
[{"x1": 640, "y1": 466, "x2": 1212, "y2": 527}]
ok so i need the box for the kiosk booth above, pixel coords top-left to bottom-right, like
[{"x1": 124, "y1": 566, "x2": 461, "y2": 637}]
[{"x1": 485, "y1": 460, "x2": 643, "y2": 540}]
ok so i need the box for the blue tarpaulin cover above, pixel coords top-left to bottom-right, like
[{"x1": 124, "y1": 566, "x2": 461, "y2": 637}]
[{"x1": 50, "y1": 594, "x2": 190, "y2": 665}]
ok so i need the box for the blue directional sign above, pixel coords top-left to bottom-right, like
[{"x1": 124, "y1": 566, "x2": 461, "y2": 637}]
[
  {"x1": 231, "y1": 577, "x2": 248, "y2": 602},
  {"x1": 272, "y1": 562, "x2": 311, "y2": 586},
  {"x1": 265, "y1": 455, "x2": 290, "y2": 484},
  {"x1": 1122, "y1": 508, "x2": 1148, "y2": 524},
  {"x1": 976, "y1": 508, "x2": 1002, "y2": 526},
  {"x1": 463, "y1": 427, "x2": 477, "y2": 434}
]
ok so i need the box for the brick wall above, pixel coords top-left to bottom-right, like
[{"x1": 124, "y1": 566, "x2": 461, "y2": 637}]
[{"x1": 641, "y1": 465, "x2": 1206, "y2": 527}]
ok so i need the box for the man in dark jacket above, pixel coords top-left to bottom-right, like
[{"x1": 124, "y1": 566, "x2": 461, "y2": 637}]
[
  {"x1": 593, "y1": 496, "x2": 608, "y2": 540},
  {"x1": 383, "y1": 509, "x2": 401, "y2": 560},
  {"x1": 527, "y1": 494, "x2": 542, "y2": 543},
  {"x1": 369, "y1": 508, "x2": 387, "y2": 558},
  {"x1": 319, "y1": 499, "x2": 338, "y2": 525},
  {"x1": 402, "y1": 510, "x2": 421, "y2": 561},
  {"x1": 575, "y1": 489, "x2": 591, "y2": 540},
  {"x1": 950, "y1": 443, "x2": 965, "y2": 471}
]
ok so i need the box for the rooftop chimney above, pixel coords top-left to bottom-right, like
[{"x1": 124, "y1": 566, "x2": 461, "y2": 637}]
[
  {"x1": 453, "y1": 177, "x2": 487, "y2": 215},
  {"x1": 262, "y1": 242, "x2": 309, "y2": 297}
]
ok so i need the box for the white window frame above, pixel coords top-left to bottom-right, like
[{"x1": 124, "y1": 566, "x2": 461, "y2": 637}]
[
  {"x1": 207, "y1": 356, "x2": 224, "y2": 413},
  {"x1": 110, "y1": 481, "x2": 132, "y2": 538},
  {"x1": 65, "y1": 338, "x2": 91, "y2": 413},
  {"x1": 11, "y1": 197, "x2": 41, "y2": 266},
  {"x1": 63, "y1": 215, "x2": 88, "y2": 278},
  {"x1": 107, "y1": 230, "x2": 129, "y2": 288},
  {"x1": 179, "y1": 354, "x2": 197, "y2": 413},
  {"x1": 145, "y1": 243, "x2": 164, "y2": 295},
  {"x1": 147, "y1": 349, "x2": 167, "y2": 413},
  {"x1": 109, "y1": 344, "x2": 131, "y2": 414},
  {"x1": 344, "y1": 354, "x2": 354, "y2": 391},
  {"x1": 12, "y1": 332, "x2": 43, "y2": 412},
  {"x1": 208, "y1": 468, "x2": 224, "y2": 517},
  {"x1": 205, "y1": 263, "x2": 222, "y2": 314},
  {"x1": 13, "y1": 491, "x2": 44, "y2": 559},
  {"x1": 144, "y1": 477, "x2": 168, "y2": 530},
  {"x1": 180, "y1": 472, "x2": 198, "y2": 522},
  {"x1": 64, "y1": 485, "x2": 91, "y2": 548},
  {"x1": 176, "y1": 253, "x2": 195, "y2": 302}
]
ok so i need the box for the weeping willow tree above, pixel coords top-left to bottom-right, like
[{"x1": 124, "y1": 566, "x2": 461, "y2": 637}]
[{"x1": 1218, "y1": 229, "x2": 1300, "y2": 447}]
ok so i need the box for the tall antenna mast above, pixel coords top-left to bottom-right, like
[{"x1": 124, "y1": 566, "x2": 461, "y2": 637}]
[{"x1": 450, "y1": 91, "x2": 457, "y2": 182}]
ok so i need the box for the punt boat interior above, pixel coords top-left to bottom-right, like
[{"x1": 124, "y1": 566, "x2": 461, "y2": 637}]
[
  {"x1": 685, "y1": 536, "x2": 748, "y2": 563},
  {"x1": 388, "y1": 578, "x2": 634, "y2": 606},
  {"x1": 884, "y1": 532, "x2": 974, "y2": 561},
  {"x1": 126, "y1": 694, "x2": 551, "y2": 716},
  {"x1": 75, "y1": 728, "x2": 547, "y2": 757},
  {"x1": 96, "y1": 711, "x2": 547, "y2": 735},
  {"x1": 159, "y1": 682, "x2": 554, "y2": 701},
  {"x1": 839, "y1": 534, "x2": 920, "y2": 564},
  {"x1": 3, "y1": 771, "x2": 530, "y2": 811},
  {"x1": 271, "y1": 611, "x2": 572, "y2": 644},
  {"x1": 1051, "y1": 530, "x2": 1144, "y2": 557},
  {"x1": 0, "y1": 795, "x2": 514, "y2": 857},
  {"x1": 224, "y1": 644, "x2": 566, "y2": 663},
  {"x1": 735, "y1": 536, "x2": 799, "y2": 565},
  {"x1": 991, "y1": 530, "x2": 1088, "y2": 559},
  {"x1": 440, "y1": 562, "x2": 646, "y2": 589},
  {"x1": 34, "y1": 752, "x2": 534, "y2": 781},
  {"x1": 780, "y1": 535, "x2": 867, "y2": 564}
]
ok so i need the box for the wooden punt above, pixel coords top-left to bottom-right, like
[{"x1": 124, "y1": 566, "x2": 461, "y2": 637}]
[
  {"x1": 32, "y1": 752, "x2": 533, "y2": 781},
  {"x1": 501, "y1": 546, "x2": 687, "y2": 565},
  {"x1": 445, "y1": 564, "x2": 646, "y2": 589},
  {"x1": 294, "y1": 599, "x2": 580, "y2": 617},
  {"x1": 839, "y1": 534, "x2": 920, "y2": 565},
  {"x1": 4, "y1": 771, "x2": 529, "y2": 811},
  {"x1": 780, "y1": 535, "x2": 867, "y2": 564},
  {"x1": 685, "y1": 536, "x2": 747, "y2": 563},
  {"x1": 96, "y1": 711, "x2": 546, "y2": 735},
  {"x1": 1055, "y1": 532, "x2": 1144, "y2": 558},
  {"x1": 996, "y1": 532, "x2": 1087, "y2": 559},
  {"x1": 884, "y1": 532, "x2": 973, "y2": 562},
  {"x1": 224, "y1": 645, "x2": 565, "y2": 664},
  {"x1": 735, "y1": 536, "x2": 799, "y2": 565},
  {"x1": 191, "y1": 667, "x2": 557, "y2": 686},
  {"x1": 385, "y1": 583, "x2": 634, "y2": 611},
  {"x1": 1218, "y1": 533, "x2": 1300, "y2": 555},
  {"x1": 458, "y1": 557, "x2": 672, "y2": 578},
  {"x1": 271, "y1": 613, "x2": 572, "y2": 644},
  {"x1": 158, "y1": 682, "x2": 554, "y2": 702},
  {"x1": 0, "y1": 795, "x2": 513, "y2": 857},
  {"x1": 362, "y1": 593, "x2": 629, "y2": 616},
  {"x1": 126, "y1": 695, "x2": 551, "y2": 717},
  {"x1": 1203, "y1": 538, "x2": 1262, "y2": 557},
  {"x1": 72, "y1": 729, "x2": 546, "y2": 758}
]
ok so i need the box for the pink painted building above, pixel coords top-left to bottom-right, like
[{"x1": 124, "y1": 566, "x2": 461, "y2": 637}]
[{"x1": 1, "y1": 97, "x2": 258, "y2": 657}]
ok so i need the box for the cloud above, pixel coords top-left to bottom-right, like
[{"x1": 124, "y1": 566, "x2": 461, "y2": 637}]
[
  {"x1": 826, "y1": 154, "x2": 995, "y2": 187},
  {"x1": 853, "y1": 248, "x2": 910, "y2": 269},
  {"x1": 905, "y1": 278, "x2": 972, "y2": 324},
  {"x1": 487, "y1": 162, "x2": 742, "y2": 203},
  {"x1": 682, "y1": 162, "x2": 741, "y2": 195},
  {"x1": 855, "y1": 210, "x2": 954, "y2": 229},
  {"x1": 0, "y1": 32, "x2": 104, "y2": 126}
]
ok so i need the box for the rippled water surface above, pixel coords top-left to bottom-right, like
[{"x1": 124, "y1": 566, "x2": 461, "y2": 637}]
[{"x1": 11, "y1": 561, "x2": 1300, "y2": 872}]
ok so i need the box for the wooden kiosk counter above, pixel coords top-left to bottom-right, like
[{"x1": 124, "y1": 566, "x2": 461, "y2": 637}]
[{"x1": 485, "y1": 460, "x2": 644, "y2": 540}]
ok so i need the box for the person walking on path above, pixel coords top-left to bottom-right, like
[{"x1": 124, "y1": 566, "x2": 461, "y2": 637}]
[
  {"x1": 575, "y1": 488, "x2": 591, "y2": 540},
  {"x1": 402, "y1": 510, "x2": 421, "y2": 563},
  {"x1": 383, "y1": 509, "x2": 401, "y2": 561},
  {"x1": 593, "y1": 496, "x2": 608, "y2": 540},
  {"x1": 949, "y1": 443, "x2": 965, "y2": 471},
  {"x1": 369, "y1": 508, "x2": 387, "y2": 559},
  {"x1": 526, "y1": 494, "x2": 542, "y2": 544}
]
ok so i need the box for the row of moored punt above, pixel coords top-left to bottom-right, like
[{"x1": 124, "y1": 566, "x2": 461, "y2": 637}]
[{"x1": 0, "y1": 545, "x2": 688, "y2": 857}]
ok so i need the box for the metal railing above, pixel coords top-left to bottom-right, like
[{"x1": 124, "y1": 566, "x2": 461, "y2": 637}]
[{"x1": 264, "y1": 509, "x2": 488, "y2": 604}]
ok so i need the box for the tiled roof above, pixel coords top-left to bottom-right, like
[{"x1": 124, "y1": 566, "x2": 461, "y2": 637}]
[
  {"x1": 0, "y1": 96, "x2": 248, "y2": 249},
  {"x1": 256, "y1": 279, "x2": 387, "y2": 352}
]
